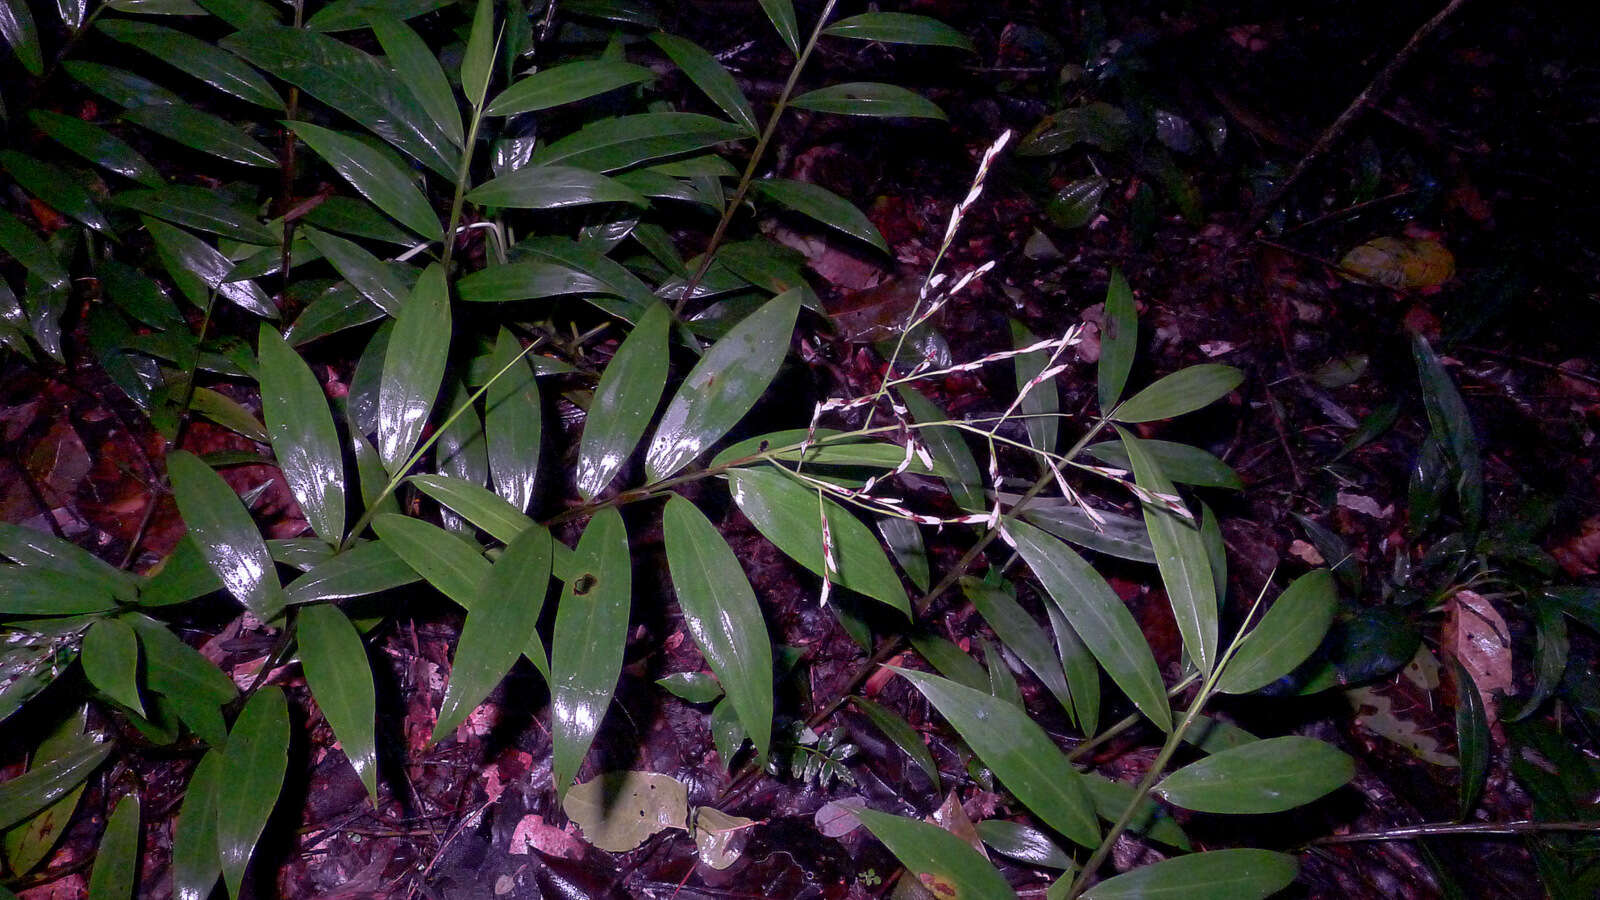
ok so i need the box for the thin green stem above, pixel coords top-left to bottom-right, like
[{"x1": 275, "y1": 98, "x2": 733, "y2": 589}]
[
  {"x1": 440, "y1": 104, "x2": 486, "y2": 273},
  {"x1": 1065, "y1": 671, "x2": 1201, "y2": 763}
]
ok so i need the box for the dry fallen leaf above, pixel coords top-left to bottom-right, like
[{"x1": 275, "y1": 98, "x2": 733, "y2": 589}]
[
  {"x1": 562, "y1": 771, "x2": 689, "y2": 853},
  {"x1": 1340, "y1": 235, "x2": 1456, "y2": 289},
  {"x1": 1442, "y1": 589, "x2": 1515, "y2": 726}
]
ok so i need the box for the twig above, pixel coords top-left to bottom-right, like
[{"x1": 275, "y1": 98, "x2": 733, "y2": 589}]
[
  {"x1": 1313, "y1": 820, "x2": 1600, "y2": 844},
  {"x1": 1459, "y1": 345, "x2": 1600, "y2": 389}
]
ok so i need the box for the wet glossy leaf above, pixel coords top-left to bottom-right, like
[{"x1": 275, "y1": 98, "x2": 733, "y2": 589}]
[
  {"x1": 1156, "y1": 735, "x2": 1354, "y2": 814},
  {"x1": 692, "y1": 806, "x2": 754, "y2": 870},
  {"x1": 1082, "y1": 849, "x2": 1297, "y2": 900},
  {"x1": 282, "y1": 541, "x2": 415, "y2": 603},
  {"x1": 562, "y1": 771, "x2": 688, "y2": 852},
  {"x1": 1452, "y1": 657, "x2": 1488, "y2": 818},
  {"x1": 167, "y1": 450, "x2": 282, "y2": 619},
  {"x1": 1005, "y1": 518, "x2": 1171, "y2": 731},
  {"x1": 730, "y1": 466, "x2": 908, "y2": 614},
  {"x1": 121, "y1": 103, "x2": 277, "y2": 167},
  {"x1": 650, "y1": 33, "x2": 757, "y2": 133},
  {"x1": 0, "y1": 523, "x2": 137, "y2": 602},
  {"x1": 114, "y1": 186, "x2": 274, "y2": 245},
  {"x1": 1096, "y1": 270, "x2": 1136, "y2": 411},
  {"x1": 964, "y1": 577, "x2": 1075, "y2": 716},
  {"x1": 1086, "y1": 439, "x2": 1241, "y2": 490},
  {"x1": 1120, "y1": 429, "x2": 1217, "y2": 676},
  {"x1": 435, "y1": 524, "x2": 551, "y2": 742},
  {"x1": 658, "y1": 672, "x2": 722, "y2": 703},
  {"x1": 301, "y1": 195, "x2": 413, "y2": 245},
  {"x1": 98, "y1": 19, "x2": 281, "y2": 108},
  {"x1": 824, "y1": 12, "x2": 973, "y2": 50},
  {"x1": 456, "y1": 260, "x2": 611, "y2": 302},
  {"x1": 459, "y1": 0, "x2": 496, "y2": 108},
  {"x1": 223, "y1": 24, "x2": 457, "y2": 177},
  {"x1": 128, "y1": 615, "x2": 235, "y2": 744},
  {"x1": 0, "y1": 0, "x2": 44, "y2": 74},
  {"x1": 852, "y1": 695, "x2": 939, "y2": 791},
  {"x1": 0, "y1": 567, "x2": 115, "y2": 616},
  {"x1": 1112, "y1": 364, "x2": 1243, "y2": 423},
  {"x1": 975, "y1": 820, "x2": 1073, "y2": 869},
  {"x1": 4, "y1": 751, "x2": 85, "y2": 878},
  {"x1": 877, "y1": 517, "x2": 930, "y2": 592},
  {"x1": 145, "y1": 218, "x2": 277, "y2": 318},
  {"x1": 646, "y1": 289, "x2": 800, "y2": 480},
  {"x1": 895, "y1": 667, "x2": 1099, "y2": 848},
  {"x1": 1042, "y1": 604, "x2": 1099, "y2": 736},
  {"x1": 1019, "y1": 102, "x2": 1131, "y2": 157},
  {"x1": 791, "y1": 82, "x2": 944, "y2": 119},
  {"x1": 530, "y1": 112, "x2": 749, "y2": 172},
  {"x1": 0, "y1": 209, "x2": 69, "y2": 291},
  {"x1": 86, "y1": 794, "x2": 140, "y2": 900},
  {"x1": 1018, "y1": 501, "x2": 1155, "y2": 564},
  {"x1": 371, "y1": 514, "x2": 488, "y2": 607},
  {"x1": 82, "y1": 618, "x2": 144, "y2": 714},
  {"x1": 485, "y1": 59, "x2": 653, "y2": 116},
  {"x1": 188, "y1": 387, "x2": 268, "y2": 444},
  {"x1": 1011, "y1": 321, "x2": 1060, "y2": 461},
  {"x1": 853, "y1": 807, "x2": 1017, "y2": 899},
  {"x1": 297, "y1": 604, "x2": 378, "y2": 802},
  {"x1": 753, "y1": 178, "x2": 888, "y2": 253},
  {"x1": 64, "y1": 60, "x2": 183, "y2": 108},
  {"x1": 550, "y1": 507, "x2": 631, "y2": 799},
  {"x1": 258, "y1": 325, "x2": 346, "y2": 544},
  {"x1": 909, "y1": 633, "x2": 989, "y2": 693},
  {"x1": 0, "y1": 152, "x2": 112, "y2": 234},
  {"x1": 1216, "y1": 570, "x2": 1336, "y2": 695},
  {"x1": 0, "y1": 741, "x2": 110, "y2": 830},
  {"x1": 304, "y1": 0, "x2": 449, "y2": 31},
  {"x1": 292, "y1": 121, "x2": 438, "y2": 239},
  {"x1": 1413, "y1": 334, "x2": 1482, "y2": 530},
  {"x1": 217, "y1": 687, "x2": 288, "y2": 898},
  {"x1": 1045, "y1": 175, "x2": 1108, "y2": 229},
  {"x1": 408, "y1": 474, "x2": 533, "y2": 545},
  {"x1": 467, "y1": 164, "x2": 645, "y2": 210},
  {"x1": 663, "y1": 495, "x2": 772, "y2": 764},
  {"x1": 575, "y1": 302, "x2": 669, "y2": 499},
  {"x1": 368, "y1": 15, "x2": 462, "y2": 147},
  {"x1": 484, "y1": 328, "x2": 541, "y2": 512},
  {"x1": 756, "y1": 0, "x2": 798, "y2": 52},
  {"x1": 299, "y1": 227, "x2": 407, "y2": 316},
  {"x1": 377, "y1": 263, "x2": 449, "y2": 472},
  {"x1": 171, "y1": 749, "x2": 224, "y2": 900},
  {"x1": 900, "y1": 386, "x2": 985, "y2": 512}
]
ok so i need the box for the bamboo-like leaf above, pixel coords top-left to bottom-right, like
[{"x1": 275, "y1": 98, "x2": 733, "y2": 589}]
[
  {"x1": 899, "y1": 386, "x2": 985, "y2": 512},
  {"x1": 851, "y1": 695, "x2": 940, "y2": 791},
  {"x1": 1081, "y1": 849, "x2": 1297, "y2": 900},
  {"x1": 2, "y1": 710, "x2": 90, "y2": 875},
  {"x1": 144, "y1": 218, "x2": 278, "y2": 318},
  {"x1": 1019, "y1": 502, "x2": 1155, "y2": 564},
  {"x1": 64, "y1": 60, "x2": 183, "y2": 108},
  {"x1": 1452, "y1": 657, "x2": 1489, "y2": 819},
  {"x1": 876, "y1": 516, "x2": 930, "y2": 592},
  {"x1": 167, "y1": 450, "x2": 283, "y2": 619},
  {"x1": 853, "y1": 807, "x2": 1017, "y2": 899},
  {"x1": 894, "y1": 667, "x2": 1099, "y2": 848},
  {"x1": 456, "y1": 260, "x2": 611, "y2": 302},
  {"x1": 1005, "y1": 518, "x2": 1171, "y2": 731},
  {"x1": 1045, "y1": 604, "x2": 1099, "y2": 736},
  {"x1": 368, "y1": 15, "x2": 463, "y2": 147},
  {"x1": 467, "y1": 165, "x2": 646, "y2": 209},
  {"x1": 963, "y1": 577, "x2": 1075, "y2": 716},
  {"x1": 823, "y1": 12, "x2": 974, "y2": 50},
  {"x1": 1086, "y1": 439, "x2": 1242, "y2": 490},
  {"x1": 0, "y1": 0, "x2": 45, "y2": 75},
  {"x1": 189, "y1": 387, "x2": 269, "y2": 443},
  {"x1": 171, "y1": 749, "x2": 224, "y2": 900},
  {"x1": 646, "y1": 289, "x2": 800, "y2": 480},
  {"x1": 29, "y1": 111, "x2": 165, "y2": 187},
  {"x1": 0, "y1": 210, "x2": 69, "y2": 292},
  {"x1": 114, "y1": 186, "x2": 275, "y2": 245},
  {"x1": 258, "y1": 325, "x2": 346, "y2": 544},
  {"x1": 0, "y1": 741, "x2": 110, "y2": 830},
  {"x1": 434, "y1": 524, "x2": 552, "y2": 742},
  {"x1": 370, "y1": 514, "x2": 489, "y2": 607},
  {"x1": 650, "y1": 33, "x2": 758, "y2": 133},
  {"x1": 1413, "y1": 334, "x2": 1483, "y2": 530},
  {"x1": 222, "y1": 24, "x2": 458, "y2": 177},
  {"x1": 0, "y1": 522, "x2": 138, "y2": 601},
  {"x1": 663, "y1": 495, "x2": 772, "y2": 764},
  {"x1": 1216, "y1": 570, "x2": 1336, "y2": 695},
  {"x1": 98, "y1": 19, "x2": 282, "y2": 108},
  {"x1": 283, "y1": 540, "x2": 418, "y2": 603},
  {"x1": 1011, "y1": 320, "x2": 1060, "y2": 461},
  {"x1": 0, "y1": 152, "x2": 113, "y2": 234},
  {"x1": 1155, "y1": 736, "x2": 1354, "y2": 814},
  {"x1": 127, "y1": 614, "x2": 236, "y2": 742},
  {"x1": 484, "y1": 59, "x2": 655, "y2": 116},
  {"x1": 217, "y1": 687, "x2": 289, "y2": 898},
  {"x1": 529, "y1": 112, "x2": 749, "y2": 172},
  {"x1": 299, "y1": 226, "x2": 408, "y2": 316},
  {"x1": 484, "y1": 328, "x2": 541, "y2": 512},
  {"x1": 976, "y1": 820, "x2": 1073, "y2": 870},
  {"x1": 459, "y1": 0, "x2": 496, "y2": 109},
  {"x1": 292, "y1": 121, "x2": 439, "y2": 239},
  {"x1": 1111, "y1": 364, "x2": 1243, "y2": 423},
  {"x1": 0, "y1": 567, "x2": 115, "y2": 615},
  {"x1": 82, "y1": 618, "x2": 144, "y2": 715},
  {"x1": 408, "y1": 474, "x2": 533, "y2": 545},
  {"x1": 755, "y1": 0, "x2": 798, "y2": 53},
  {"x1": 377, "y1": 263, "x2": 449, "y2": 472},
  {"x1": 790, "y1": 82, "x2": 945, "y2": 120},
  {"x1": 297, "y1": 604, "x2": 378, "y2": 802},
  {"x1": 550, "y1": 507, "x2": 631, "y2": 799},
  {"x1": 576, "y1": 302, "x2": 670, "y2": 499},
  {"x1": 752, "y1": 178, "x2": 888, "y2": 254},
  {"x1": 122, "y1": 103, "x2": 277, "y2": 168},
  {"x1": 301, "y1": 195, "x2": 413, "y2": 245},
  {"x1": 511, "y1": 235, "x2": 659, "y2": 311},
  {"x1": 304, "y1": 0, "x2": 449, "y2": 31},
  {"x1": 86, "y1": 794, "x2": 140, "y2": 900},
  {"x1": 729, "y1": 466, "x2": 909, "y2": 614}
]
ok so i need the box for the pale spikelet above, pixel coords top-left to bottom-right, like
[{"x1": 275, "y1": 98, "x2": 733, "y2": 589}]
[{"x1": 818, "y1": 489, "x2": 838, "y2": 606}]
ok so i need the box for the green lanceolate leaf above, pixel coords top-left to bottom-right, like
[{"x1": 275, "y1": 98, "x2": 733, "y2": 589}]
[
  {"x1": 1119, "y1": 429, "x2": 1217, "y2": 676},
  {"x1": 0, "y1": 209, "x2": 69, "y2": 291},
  {"x1": 467, "y1": 165, "x2": 646, "y2": 209},
  {"x1": 963, "y1": 577, "x2": 1075, "y2": 716},
  {"x1": 484, "y1": 328, "x2": 541, "y2": 512},
  {"x1": 283, "y1": 540, "x2": 418, "y2": 603},
  {"x1": 663, "y1": 495, "x2": 772, "y2": 764},
  {"x1": 292, "y1": 121, "x2": 439, "y2": 239},
  {"x1": 529, "y1": 112, "x2": 750, "y2": 172},
  {"x1": 484, "y1": 59, "x2": 655, "y2": 116},
  {"x1": 1413, "y1": 334, "x2": 1483, "y2": 530},
  {"x1": 1047, "y1": 603, "x2": 1100, "y2": 735},
  {"x1": 167, "y1": 450, "x2": 283, "y2": 619},
  {"x1": 645, "y1": 288, "x2": 800, "y2": 480},
  {"x1": 1452, "y1": 657, "x2": 1489, "y2": 819},
  {"x1": 86, "y1": 794, "x2": 140, "y2": 900},
  {"x1": 455, "y1": 262, "x2": 615, "y2": 304},
  {"x1": 0, "y1": 152, "x2": 111, "y2": 234},
  {"x1": 115, "y1": 185, "x2": 275, "y2": 245},
  {"x1": 1011, "y1": 320, "x2": 1060, "y2": 461},
  {"x1": 729, "y1": 466, "x2": 909, "y2": 614},
  {"x1": 222, "y1": 25, "x2": 457, "y2": 177},
  {"x1": 371, "y1": 514, "x2": 488, "y2": 607},
  {"x1": 297, "y1": 603, "x2": 378, "y2": 802},
  {"x1": 302, "y1": 195, "x2": 413, "y2": 245},
  {"x1": 128, "y1": 615, "x2": 236, "y2": 744},
  {"x1": 303, "y1": 0, "x2": 449, "y2": 31},
  {"x1": 1005, "y1": 518, "x2": 1171, "y2": 731},
  {"x1": 82, "y1": 618, "x2": 144, "y2": 714},
  {"x1": 64, "y1": 60, "x2": 183, "y2": 108},
  {"x1": 1155, "y1": 735, "x2": 1354, "y2": 814},
  {"x1": 1112, "y1": 364, "x2": 1243, "y2": 423},
  {"x1": 650, "y1": 33, "x2": 758, "y2": 134},
  {"x1": 790, "y1": 82, "x2": 945, "y2": 119},
  {"x1": 434, "y1": 524, "x2": 552, "y2": 742},
  {"x1": 900, "y1": 386, "x2": 985, "y2": 512},
  {"x1": 823, "y1": 12, "x2": 974, "y2": 50},
  {"x1": 368, "y1": 15, "x2": 463, "y2": 147},
  {"x1": 851, "y1": 695, "x2": 939, "y2": 791},
  {"x1": 755, "y1": 0, "x2": 798, "y2": 52},
  {"x1": 1, "y1": 0, "x2": 45, "y2": 75},
  {"x1": 121, "y1": 104, "x2": 277, "y2": 168},
  {"x1": 144, "y1": 218, "x2": 278, "y2": 318},
  {"x1": 0, "y1": 741, "x2": 110, "y2": 830},
  {"x1": 0, "y1": 522, "x2": 137, "y2": 601},
  {"x1": 218, "y1": 687, "x2": 289, "y2": 898},
  {"x1": 877, "y1": 517, "x2": 930, "y2": 592},
  {"x1": 909, "y1": 633, "x2": 988, "y2": 693},
  {"x1": 550, "y1": 507, "x2": 631, "y2": 799},
  {"x1": 852, "y1": 807, "x2": 1017, "y2": 900},
  {"x1": 752, "y1": 179, "x2": 888, "y2": 254},
  {"x1": 1087, "y1": 439, "x2": 1242, "y2": 490},
  {"x1": 576, "y1": 301, "x2": 670, "y2": 499},
  {"x1": 1081, "y1": 772, "x2": 1188, "y2": 848},
  {"x1": 171, "y1": 749, "x2": 224, "y2": 900},
  {"x1": 976, "y1": 820, "x2": 1073, "y2": 870},
  {"x1": 1081, "y1": 849, "x2": 1297, "y2": 900},
  {"x1": 0, "y1": 567, "x2": 115, "y2": 615},
  {"x1": 258, "y1": 325, "x2": 346, "y2": 544},
  {"x1": 894, "y1": 667, "x2": 1099, "y2": 848},
  {"x1": 511, "y1": 235, "x2": 659, "y2": 312},
  {"x1": 1216, "y1": 570, "x2": 1336, "y2": 695},
  {"x1": 299, "y1": 226, "x2": 407, "y2": 316},
  {"x1": 408, "y1": 474, "x2": 532, "y2": 545},
  {"x1": 377, "y1": 263, "x2": 450, "y2": 473},
  {"x1": 1019, "y1": 503, "x2": 1155, "y2": 564},
  {"x1": 98, "y1": 19, "x2": 282, "y2": 108},
  {"x1": 459, "y1": 0, "x2": 496, "y2": 108}
]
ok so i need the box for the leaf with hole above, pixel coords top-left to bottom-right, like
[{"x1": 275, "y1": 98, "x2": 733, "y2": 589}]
[{"x1": 561, "y1": 771, "x2": 687, "y2": 853}]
